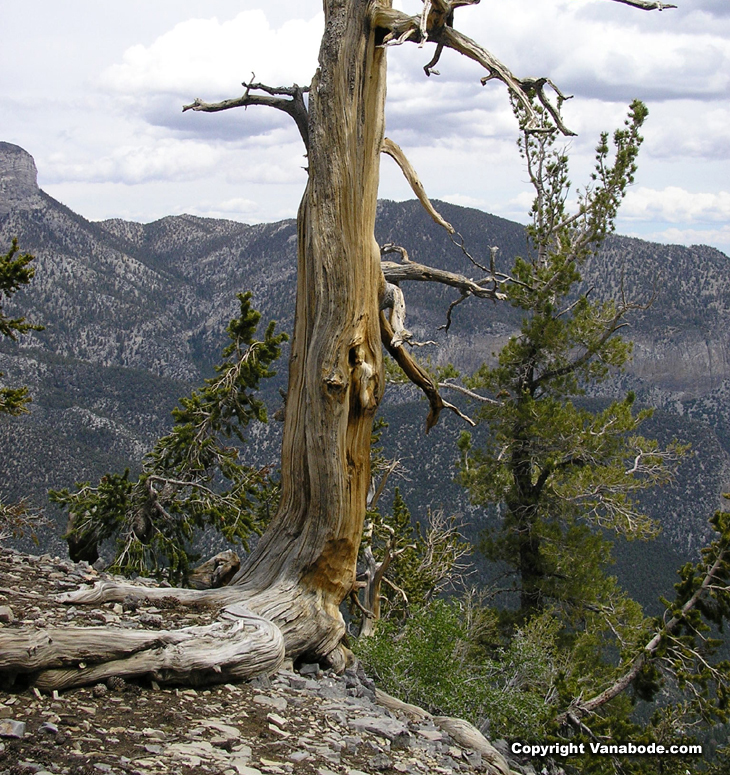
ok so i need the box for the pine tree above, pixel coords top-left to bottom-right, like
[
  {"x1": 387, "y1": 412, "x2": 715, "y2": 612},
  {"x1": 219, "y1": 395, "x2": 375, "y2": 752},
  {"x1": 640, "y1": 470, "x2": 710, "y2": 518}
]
[
  {"x1": 0, "y1": 239, "x2": 46, "y2": 542},
  {"x1": 52, "y1": 292, "x2": 287, "y2": 582},
  {"x1": 0, "y1": 238, "x2": 41, "y2": 415},
  {"x1": 458, "y1": 100, "x2": 685, "y2": 616}
]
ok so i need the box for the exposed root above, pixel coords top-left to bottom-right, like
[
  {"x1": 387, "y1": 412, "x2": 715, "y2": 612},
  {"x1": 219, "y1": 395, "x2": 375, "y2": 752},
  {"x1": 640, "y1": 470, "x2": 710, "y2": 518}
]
[
  {"x1": 0, "y1": 601, "x2": 284, "y2": 692},
  {"x1": 56, "y1": 579, "x2": 238, "y2": 607},
  {"x1": 0, "y1": 572, "x2": 349, "y2": 690}
]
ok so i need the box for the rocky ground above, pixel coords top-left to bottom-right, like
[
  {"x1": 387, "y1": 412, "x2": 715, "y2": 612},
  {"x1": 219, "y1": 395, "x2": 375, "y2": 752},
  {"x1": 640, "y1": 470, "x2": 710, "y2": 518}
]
[{"x1": 0, "y1": 548, "x2": 553, "y2": 775}]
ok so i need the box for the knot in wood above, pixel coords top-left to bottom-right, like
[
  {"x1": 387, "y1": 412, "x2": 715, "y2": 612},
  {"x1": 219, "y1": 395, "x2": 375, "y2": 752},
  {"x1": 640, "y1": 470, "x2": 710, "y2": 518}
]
[{"x1": 324, "y1": 372, "x2": 347, "y2": 399}]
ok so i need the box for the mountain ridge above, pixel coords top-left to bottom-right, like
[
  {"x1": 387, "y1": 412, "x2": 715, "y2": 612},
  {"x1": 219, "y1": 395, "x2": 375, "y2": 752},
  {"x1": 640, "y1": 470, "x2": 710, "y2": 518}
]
[{"x1": 1, "y1": 142, "x2": 729, "y2": 587}]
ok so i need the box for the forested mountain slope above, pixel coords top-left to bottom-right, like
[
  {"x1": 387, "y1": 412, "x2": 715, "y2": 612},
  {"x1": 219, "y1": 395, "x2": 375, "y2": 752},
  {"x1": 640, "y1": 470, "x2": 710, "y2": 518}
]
[{"x1": 1, "y1": 142, "x2": 729, "y2": 585}]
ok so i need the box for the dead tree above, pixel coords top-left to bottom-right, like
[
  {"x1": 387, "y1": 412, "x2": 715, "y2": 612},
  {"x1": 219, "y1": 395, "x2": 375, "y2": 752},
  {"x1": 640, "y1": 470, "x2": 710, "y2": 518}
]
[{"x1": 0, "y1": 0, "x2": 673, "y2": 691}]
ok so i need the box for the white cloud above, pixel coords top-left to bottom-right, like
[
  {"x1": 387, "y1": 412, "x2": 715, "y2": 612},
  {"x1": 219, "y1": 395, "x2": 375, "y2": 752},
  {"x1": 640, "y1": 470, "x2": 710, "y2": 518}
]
[
  {"x1": 186, "y1": 197, "x2": 261, "y2": 221},
  {"x1": 224, "y1": 155, "x2": 307, "y2": 185},
  {"x1": 494, "y1": 191, "x2": 535, "y2": 221},
  {"x1": 389, "y1": 1, "x2": 730, "y2": 110},
  {"x1": 99, "y1": 11, "x2": 323, "y2": 100},
  {"x1": 622, "y1": 187, "x2": 730, "y2": 224},
  {"x1": 379, "y1": 1, "x2": 730, "y2": 163},
  {"x1": 643, "y1": 103, "x2": 730, "y2": 161},
  {"x1": 633, "y1": 225, "x2": 730, "y2": 255},
  {"x1": 46, "y1": 139, "x2": 224, "y2": 185}
]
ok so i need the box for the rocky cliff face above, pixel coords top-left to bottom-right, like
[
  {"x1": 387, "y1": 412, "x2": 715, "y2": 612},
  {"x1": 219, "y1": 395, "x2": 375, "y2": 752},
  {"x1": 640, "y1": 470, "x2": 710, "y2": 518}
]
[
  {"x1": 0, "y1": 142, "x2": 43, "y2": 218},
  {"x1": 1, "y1": 143, "x2": 729, "y2": 575}
]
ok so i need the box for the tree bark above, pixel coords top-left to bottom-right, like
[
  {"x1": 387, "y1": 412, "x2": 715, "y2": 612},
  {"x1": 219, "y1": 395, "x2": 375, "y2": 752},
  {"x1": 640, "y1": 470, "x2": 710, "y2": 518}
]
[{"x1": 227, "y1": 0, "x2": 388, "y2": 661}]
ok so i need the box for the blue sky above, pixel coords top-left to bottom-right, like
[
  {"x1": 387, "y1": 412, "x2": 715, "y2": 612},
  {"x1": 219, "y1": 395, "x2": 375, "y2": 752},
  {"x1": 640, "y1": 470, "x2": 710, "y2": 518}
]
[{"x1": 2, "y1": 0, "x2": 729, "y2": 254}]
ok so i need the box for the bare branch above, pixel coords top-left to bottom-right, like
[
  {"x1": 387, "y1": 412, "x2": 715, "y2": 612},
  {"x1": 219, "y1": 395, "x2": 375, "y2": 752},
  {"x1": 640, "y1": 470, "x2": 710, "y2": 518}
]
[
  {"x1": 441, "y1": 292, "x2": 468, "y2": 332},
  {"x1": 382, "y1": 138, "x2": 454, "y2": 233},
  {"x1": 382, "y1": 575, "x2": 410, "y2": 604},
  {"x1": 0, "y1": 500, "x2": 49, "y2": 544},
  {"x1": 557, "y1": 538, "x2": 729, "y2": 727},
  {"x1": 380, "y1": 242, "x2": 507, "y2": 333},
  {"x1": 441, "y1": 397, "x2": 477, "y2": 427},
  {"x1": 438, "y1": 380, "x2": 501, "y2": 405},
  {"x1": 349, "y1": 589, "x2": 375, "y2": 620},
  {"x1": 381, "y1": 253, "x2": 506, "y2": 301},
  {"x1": 423, "y1": 42, "x2": 445, "y2": 76},
  {"x1": 381, "y1": 313, "x2": 474, "y2": 429},
  {"x1": 375, "y1": 0, "x2": 671, "y2": 135},
  {"x1": 610, "y1": 0, "x2": 676, "y2": 9},
  {"x1": 372, "y1": 6, "x2": 574, "y2": 135},
  {"x1": 442, "y1": 30, "x2": 576, "y2": 136},
  {"x1": 183, "y1": 78, "x2": 310, "y2": 148},
  {"x1": 380, "y1": 312, "x2": 443, "y2": 432},
  {"x1": 369, "y1": 459, "x2": 401, "y2": 510},
  {"x1": 380, "y1": 281, "x2": 412, "y2": 348}
]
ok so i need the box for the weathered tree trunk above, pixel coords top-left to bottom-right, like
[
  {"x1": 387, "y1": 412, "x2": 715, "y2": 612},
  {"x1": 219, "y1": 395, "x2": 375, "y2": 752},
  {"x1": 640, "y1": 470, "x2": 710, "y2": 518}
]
[{"x1": 225, "y1": 0, "x2": 388, "y2": 661}]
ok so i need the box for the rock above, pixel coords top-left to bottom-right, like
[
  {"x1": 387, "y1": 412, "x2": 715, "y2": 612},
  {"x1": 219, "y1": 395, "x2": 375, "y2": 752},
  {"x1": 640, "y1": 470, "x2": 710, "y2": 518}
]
[
  {"x1": 349, "y1": 716, "x2": 409, "y2": 742},
  {"x1": 253, "y1": 694, "x2": 287, "y2": 711},
  {"x1": 298, "y1": 662, "x2": 322, "y2": 678},
  {"x1": 202, "y1": 720, "x2": 241, "y2": 739},
  {"x1": 266, "y1": 712, "x2": 287, "y2": 729},
  {"x1": 343, "y1": 669, "x2": 360, "y2": 689},
  {"x1": 0, "y1": 705, "x2": 12, "y2": 718},
  {"x1": 418, "y1": 728, "x2": 444, "y2": 742},
  {"x1": 0, "y1": 142, "x2": 41, "y2": 216},
  {"x1": 0, "y1": 719, "x2": 26, "y2": 738},
  {"x1": 37, "y1": 722, "x2": 59, "y2": 736},
  {"x1": 248, "y1": 674, "x2": 272, "y2": 691},
  {"x1": 367, "y1": 753, "x2": 393, "y2": 771},
  {"x1": 0, "y1": 605, "x2": 14, "y2": 624},
  {"x1": 318, "y1": 677, "x2": 347, "y2": 700}
]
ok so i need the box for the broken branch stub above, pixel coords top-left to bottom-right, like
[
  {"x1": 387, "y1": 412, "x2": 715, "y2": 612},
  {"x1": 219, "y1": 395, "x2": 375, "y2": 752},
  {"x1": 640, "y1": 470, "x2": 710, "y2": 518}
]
[{"x1": 382, "y1": 138, "x2": 454, "y2": 233}]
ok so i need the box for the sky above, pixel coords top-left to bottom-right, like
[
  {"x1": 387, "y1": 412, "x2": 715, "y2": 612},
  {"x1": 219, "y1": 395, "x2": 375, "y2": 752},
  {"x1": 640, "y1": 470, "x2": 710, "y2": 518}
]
[{"x1": 2, "y1": 0, "x2": 729, "y2": 255}]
